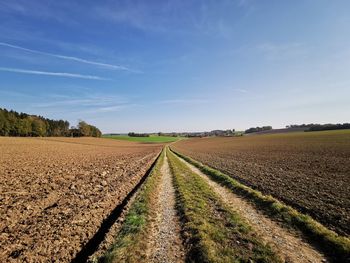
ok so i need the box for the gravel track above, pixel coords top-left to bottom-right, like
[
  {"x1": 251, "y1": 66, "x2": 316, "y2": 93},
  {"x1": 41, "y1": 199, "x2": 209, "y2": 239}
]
[
  {"x1": 175, "y1": 154, "x2": 328, "y2": 263},
  {"x1": 148, "y1": 151, "x2": 185, "y2": 263}
]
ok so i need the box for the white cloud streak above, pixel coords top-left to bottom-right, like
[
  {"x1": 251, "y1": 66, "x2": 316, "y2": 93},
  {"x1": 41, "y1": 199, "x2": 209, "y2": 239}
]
[
  {"x1": 257, "y1": 42, "x2": 307, "y2": 61},
  {"x1": 32, "y1": 95, "x2": 126, "y2": 108},
  {"x1": 158, "y1": 99, "x2": 208, "y2": 104},
  {"x1": 233, "y1": 88, "x2": 248, "y2": 93},
  {"x1": 0, "y1": 67, "x2": 107, "y2": 80},
  {"x1": 0, "y1": 42, "x2": 131, "y2": 71}
]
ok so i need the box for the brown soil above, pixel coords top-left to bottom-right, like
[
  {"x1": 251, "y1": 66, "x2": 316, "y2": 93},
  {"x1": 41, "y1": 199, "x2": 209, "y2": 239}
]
[
  {"x1": 173, "y1": 130, "x2": 350, "y2": 236},
  {"x1": 147, "y1": 151, "x2": 185, "y2": 263},
  {"x1": 87, "y1": 185, "x2": 139, "y2": 262},
  {"x1": 0, "y1": 137, "x2": 161, "y2": 262},
  {"x1": 176, "y1": 154, "x2": 328, "y2": 263}
]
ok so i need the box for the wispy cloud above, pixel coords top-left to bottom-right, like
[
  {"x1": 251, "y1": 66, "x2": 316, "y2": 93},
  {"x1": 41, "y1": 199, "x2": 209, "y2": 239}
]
[
  {"x1": 94, "y1": 1, "x2": 247, "y2": 38},
  {"x1": 32, "y1": 95, "x2": 126, "y2": 108},
  {"x1": 0, "y1": 1, "x2": 83, "y2": 27},
  {"x1": 30, "y1": 94, "x2": 134, "y2": 114},
  {"x1": 93, "y1": 104, "x2": 139, "y2": 113},
  {"x1": 0, "y1": 67, "x2": 107, "y2": 80},
  {"x1": 0, "y1": 90, "x2": 35, "y2": 98},
  {"x1": 0, "y1": 90, "x2": 135, "y2": 119},
  {"x1": 33, "y1": 99, "x2": 106, "y2": 108},
  {"x1": 0, "y1": 42, "x2": 132, "y2": 71},
  {"x1": 94, "y1": 2, "x2": 174, "y2": 33},
  {"x1": 158, "y1": 99, "x2": 208, "y2": 104},
  {"x1": 233, "y1": 88, "x2": 248, "y2": 93},
  {"x1": 257, "y1": 42, "x2": 307, "y2": 61}
]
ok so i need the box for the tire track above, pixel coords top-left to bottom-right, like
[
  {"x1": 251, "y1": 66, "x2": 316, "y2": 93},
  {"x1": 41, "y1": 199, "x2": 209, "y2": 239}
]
[{"x1": 174, "y1": 153, "x2": 328, "y2": 263}]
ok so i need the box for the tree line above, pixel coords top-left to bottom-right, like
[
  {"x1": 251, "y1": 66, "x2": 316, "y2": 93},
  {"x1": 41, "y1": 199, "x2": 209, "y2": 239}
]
[
  {"x1": 287, "y1": 123, "x2": 350, "y2": 132},
  {"x1": 245, "y1": 126, "x2": 272, "y2": 134},
  {"x1": 128, "y1": 132, "x2": 150, "y2": 137},
  {"x1": 0, "y1": 108, "x2": 101, "y2": 137}
]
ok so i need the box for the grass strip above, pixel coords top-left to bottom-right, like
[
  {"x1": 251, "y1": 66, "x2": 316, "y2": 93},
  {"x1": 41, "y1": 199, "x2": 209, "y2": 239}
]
[
  {"x1": 95, "y1": 149, "x2": 165, "y2": 263},
  {"x1": 167, "y1": 148, "x2": 281, "y2": 263},
  {"x1": 170, "y1": 147, "x2": 350, "y2": 262}
]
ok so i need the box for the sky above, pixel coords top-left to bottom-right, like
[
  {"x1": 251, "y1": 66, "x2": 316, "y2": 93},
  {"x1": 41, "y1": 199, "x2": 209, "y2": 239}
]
[{"x1": 0, "y1": 0, "x2": 349, "y2": 133}]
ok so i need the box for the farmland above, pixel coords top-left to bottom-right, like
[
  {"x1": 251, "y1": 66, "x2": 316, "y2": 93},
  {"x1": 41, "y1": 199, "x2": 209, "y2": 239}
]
[
  {"x1": 103, "y1": 135, "x2": 184, "y2": 143},
  {"x1": 97, "y1": 147, "x2": 338, "y2": 262},
  {"x1": 172, "y1": 130, "x2": 350, "y2": 237},
  {"x1": 0, "y1": 137, "x2": 161, "y2": 262},
  {"x1": 1, "y1": 135, "x2": 349, "y2": 262}
]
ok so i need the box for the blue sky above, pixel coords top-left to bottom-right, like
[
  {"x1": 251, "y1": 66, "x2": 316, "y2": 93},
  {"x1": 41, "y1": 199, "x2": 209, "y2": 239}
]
[{"x1": 0, "y1": 0, "x2": 349, "y2": 133}]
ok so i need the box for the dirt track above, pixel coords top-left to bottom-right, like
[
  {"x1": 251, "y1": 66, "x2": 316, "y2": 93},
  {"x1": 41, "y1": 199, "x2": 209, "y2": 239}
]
[
  {"x1": 148, "y1": 151, "x2": 185, "y2": 262},
  {"x1": 0, "y1": 137, "x2": 161, "y2": 262},
  {"x1": 175, "y1": 152, "x2": 327, "y2": 263}
]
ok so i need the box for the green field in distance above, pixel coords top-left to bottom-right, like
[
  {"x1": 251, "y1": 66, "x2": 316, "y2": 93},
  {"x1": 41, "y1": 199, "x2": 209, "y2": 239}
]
[{"x1": 103, "y1": 134, "x2": 184, "y2": 143}]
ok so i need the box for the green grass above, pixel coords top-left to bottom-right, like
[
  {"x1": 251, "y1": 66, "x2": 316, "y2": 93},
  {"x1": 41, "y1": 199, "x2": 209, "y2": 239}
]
[
  {"x1": 170, "y1": 148, "x2": 350, "y2": 262},
  {"x1": 103, "y1": 134, "x2": 184, "y2": 143},
  {"x1": 95, "y1": 150, "x2": 165, "y2": 263},
  {"x1": 167, "y1": 148, "x2": 281, "y2": 263}
]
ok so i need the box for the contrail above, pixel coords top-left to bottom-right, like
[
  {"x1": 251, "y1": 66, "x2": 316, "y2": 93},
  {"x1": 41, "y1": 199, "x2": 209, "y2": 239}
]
[
  {"x1": 0, "y1": 42, "x2": 131, "y2": 71},
  {"x1": 0, "y1": 67, "x2": 108, "y2": 80}
]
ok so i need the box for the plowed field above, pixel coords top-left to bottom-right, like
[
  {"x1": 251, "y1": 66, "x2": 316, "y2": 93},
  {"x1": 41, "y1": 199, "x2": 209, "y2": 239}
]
[
  {"x1": 0, "y1": 137, "x2": 161, "y2": 262},
  {"x1": 173, "y1": 130, "x2": 350, "y2": 236}
]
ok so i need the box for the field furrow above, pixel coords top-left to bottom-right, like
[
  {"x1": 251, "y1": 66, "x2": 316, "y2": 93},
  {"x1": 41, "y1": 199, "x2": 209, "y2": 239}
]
[
  {"x1": 0, "y1": 137, "x2": 161, "y2": 262},
  {"x1": 174, "y1": 150, "x2": 327, "y2": 262},
  {"x1": 172, "y1": 131, "x2": 350, "y2": 236}
]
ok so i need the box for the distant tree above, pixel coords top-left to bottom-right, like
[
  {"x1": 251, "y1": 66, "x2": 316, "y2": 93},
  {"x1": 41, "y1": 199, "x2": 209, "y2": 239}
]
[
  {"x1": 31, "y1": 118, "x2": 47, "y2": 137},
  {"x1": 78, "y1": 121, "x2": 91, "y2": 136},
  {"x1": 0, "y1": 110, "x2": 10, "y2": 136},
  {"x1": 128, "y1": 132, "x2": 149, "y2": 137},
  {"x1": 90, "y1": 125, "x2": 102, "y2": 137},
  {"x1": 18, "y1": 118, "x2": 32, "y2": 136},
  {"x1": 76, "y1": 120, "x2": 102, "y2": 137},
  {"x1": 69, "y1": 127, "x2": 81, "y2": 137},
  {"x1": 307, "y1": 123, "x2": 350, "y2": 132},
  {"x1": 245, "y1": 126, "x2": 272, "y2": 134},
  {"x1": 7, "y1": 111, "x2": 18, "y2": 136},
  {"x1": 287, "y1": 124, "x2": 313, "y2": 128},
  {"x1": 285, "y1": 123, "x2": 350, "y2": 132}
]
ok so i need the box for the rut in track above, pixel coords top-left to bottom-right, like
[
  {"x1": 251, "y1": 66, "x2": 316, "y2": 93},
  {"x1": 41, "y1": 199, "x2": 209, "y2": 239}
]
[
  {"x1": 175, "y1": 154, "x2": 328, "y2": 263},
  {"x1": 148, "y1": 151, "x2": 185, "y2": 263}
]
